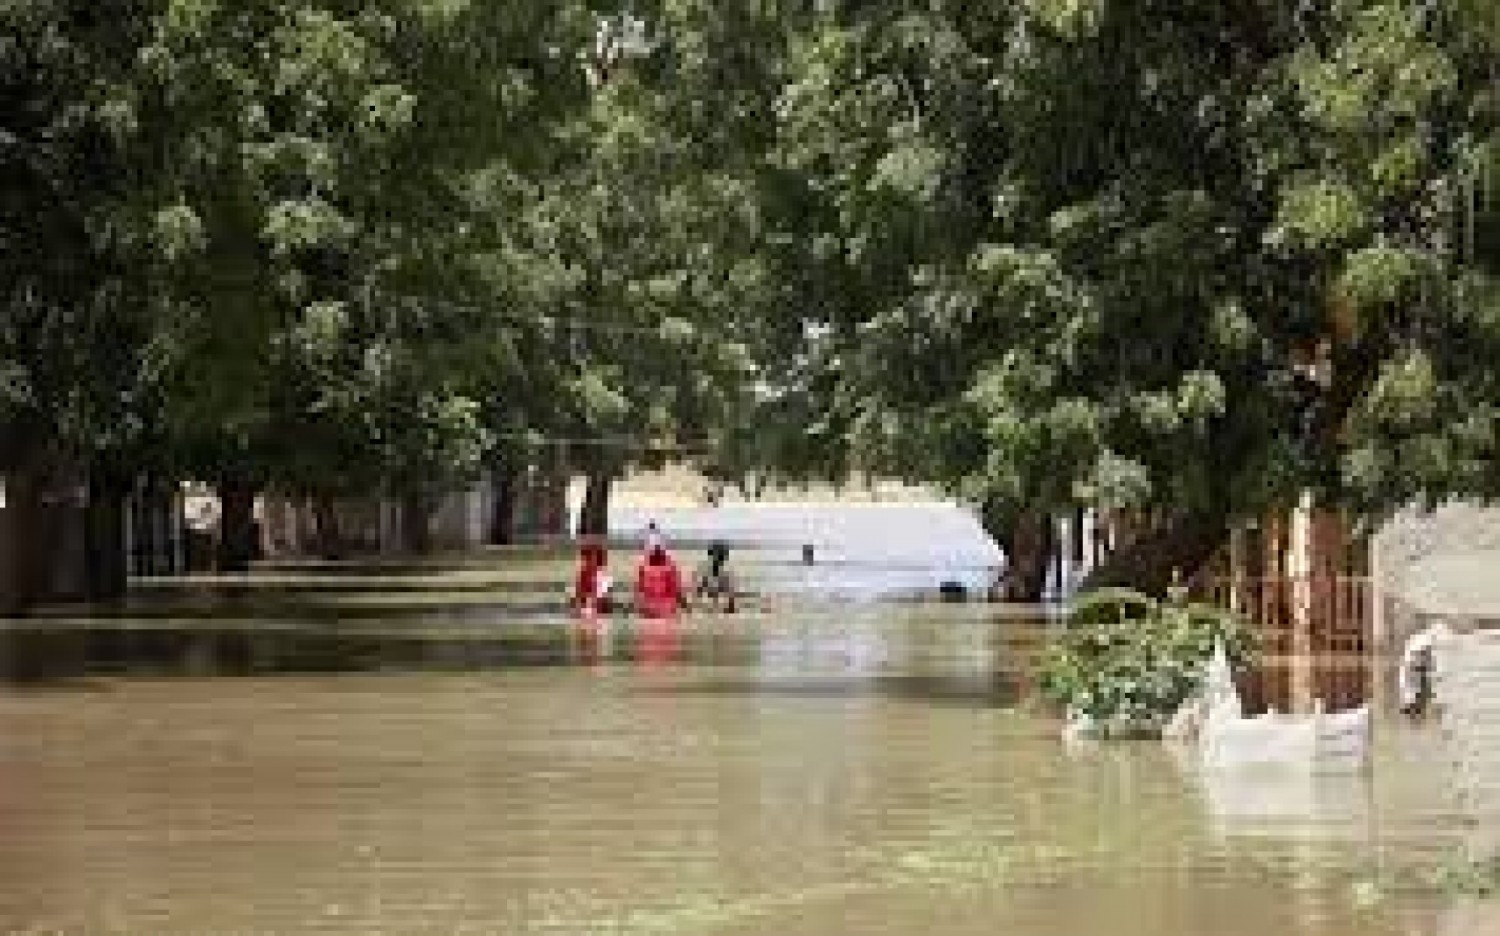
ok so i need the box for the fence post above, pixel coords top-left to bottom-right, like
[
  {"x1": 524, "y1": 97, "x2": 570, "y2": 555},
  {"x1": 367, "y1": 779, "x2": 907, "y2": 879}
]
[{"x1": 1287, "y1": 496, "x2": 1315, "y2": 712}]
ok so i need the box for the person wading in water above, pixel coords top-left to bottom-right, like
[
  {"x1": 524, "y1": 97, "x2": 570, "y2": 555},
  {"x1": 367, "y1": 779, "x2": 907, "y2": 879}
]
[
  {"x1": 696, "y1": 540, "x2": 736, "y2": 613},
  {"x1": 573, "y1": 543, "x2": 613, "y2": 615},
  {"x1": 635, "y1": 543, "x2": 685, "y2": 619}
]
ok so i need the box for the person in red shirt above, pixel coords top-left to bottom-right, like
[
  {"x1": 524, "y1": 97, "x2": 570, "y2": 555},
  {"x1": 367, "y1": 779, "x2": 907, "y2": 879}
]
[
  {"x1": 635, "y1": 544, "x2": 684, "y2": 619},
  {"x1": 573, "y1": 543, "x2": 611, "y2": 615}
]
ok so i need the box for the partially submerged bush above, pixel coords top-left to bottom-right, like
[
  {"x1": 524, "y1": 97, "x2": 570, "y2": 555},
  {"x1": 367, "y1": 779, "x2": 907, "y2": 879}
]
[
  {"x1": 1038, "y1": 588, "x2": 1257, "y2": 737},
  {"x1": 1065, "y1": 587, "x2": 1157, "y2": 630},
  {"x1": 1427, "y1": 850, "x2": 1500, "y2": 898}
]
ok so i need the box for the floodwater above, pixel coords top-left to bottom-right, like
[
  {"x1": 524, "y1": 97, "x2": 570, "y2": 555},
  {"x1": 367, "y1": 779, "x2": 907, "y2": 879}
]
[{"x1": 0, "y1": 523, "x2": 1490, "y2": 935}]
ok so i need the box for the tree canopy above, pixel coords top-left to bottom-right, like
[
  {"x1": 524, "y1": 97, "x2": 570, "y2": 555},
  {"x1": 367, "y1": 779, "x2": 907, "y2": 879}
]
[
  {"x1": 5, "y1": 0, "x2": 1500, "y2": 587},
  {"x1": 736, "y1": 0, "x2": 1500, "y2": 592}
]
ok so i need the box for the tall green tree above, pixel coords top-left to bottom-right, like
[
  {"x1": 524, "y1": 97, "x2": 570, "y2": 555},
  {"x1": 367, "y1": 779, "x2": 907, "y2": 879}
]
[
  {"x1": 748, "y1": 0, "x2": 1500, "y2": 597},
  {"x1": 129, "y1": 0, "x2": 598, "y2": 558},
  {"x1": 1, "y1": 0, "x2": 167, "y2": 604}
]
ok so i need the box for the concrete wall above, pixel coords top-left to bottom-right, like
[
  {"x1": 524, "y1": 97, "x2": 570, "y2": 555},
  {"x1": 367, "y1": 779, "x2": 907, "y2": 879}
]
[
  {"x1": 429, "y1": 488, "x2": 492, "y2": 551},
  {"x1": 1375, "y1": 503, "x2": 1500, "y2": 610},
  {"x1": 1371, "y1": 503, "x2": 1500, "y2": 661},
  {"x1": 261, "y1": 496, "x2": 403, "y2": 557},
  {"x1": 1433, "y1": 631, "x2": 1500, "y2": 865},
  {"x1": 259, "y1": 473, "x2": 564, "y2": 558},
  {"x1": 1375, "y1": 506, "x2": 1500, "y2": 869}
]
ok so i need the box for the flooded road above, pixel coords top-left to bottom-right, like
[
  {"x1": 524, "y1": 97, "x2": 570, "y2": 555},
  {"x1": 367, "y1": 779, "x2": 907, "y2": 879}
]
[{"x1": 0, "y1": 540, "x2": 1485, "y2": 935}]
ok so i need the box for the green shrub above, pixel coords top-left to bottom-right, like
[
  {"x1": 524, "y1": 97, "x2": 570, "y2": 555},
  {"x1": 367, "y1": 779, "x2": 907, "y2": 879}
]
[
  {"x1": 1065, "y1": 588, "x2": 1157, "y2": 629},
  {"x1": 1428, "y1": 851, "x2": 1500, "y2": 898},
  {"x1": 1038, "y1": 588, "x2": 1257, "y2": 737}
]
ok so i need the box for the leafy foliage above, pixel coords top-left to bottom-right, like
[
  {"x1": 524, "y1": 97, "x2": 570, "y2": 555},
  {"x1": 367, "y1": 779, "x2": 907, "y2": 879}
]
[
  {"x1": 709, "y1": 0, "x2": 1500, "y2": 594},
  {"x1": 2, "y1": 1, "x2": 758, "y2": 512},
  {"x1": 1038, "y1": 589, "x2": 1257, "y2": 735},
  {"x1": 10, "y1": 0, "x2": 1500, "y2": 586}
]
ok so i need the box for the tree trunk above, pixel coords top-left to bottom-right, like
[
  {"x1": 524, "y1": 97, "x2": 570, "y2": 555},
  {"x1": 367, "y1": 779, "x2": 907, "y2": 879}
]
[
  {"x1": 578, "y1": 470, "x2": 613, "y2": 538},
  {"x1": 5, "y1": 452, "x2": 85, "y2": 612},
  {"x1": 488, "y1": 469, "x2": 518, "y2": 545},
  {"x1": 0, "y1": 463, "x2": 46, "y2": 614},
  {"x1": 400, "y1": 494, "x2": 432, "y2": 555},
  {"x1": 542, "y1": 469, "x2": 570, "y2": 537},
  {"x1": 312, "y1": 496, "x2": 343, "y2": 560},
  {"x1": 145, "y1": 476, "x2": 186, "y2": 575},
  {"x1": 1082, "y1": 511, "x2": 1229, "y2": 598},
  {"x1": 84, "y1": 470, "x2": 130, "y2": 602},
  {"x1": 1004, "y1": 512, "x2": 1055, "y2": 603},
  {"x1": 980, "y1": 504, "x2": 1053, "y2": 603},
  {"x1": 0, "y1": 494, "x2": 16, "y2": 616},
  {"x1": 216, "y1": 478, "x2": 258, "y2": 572}
]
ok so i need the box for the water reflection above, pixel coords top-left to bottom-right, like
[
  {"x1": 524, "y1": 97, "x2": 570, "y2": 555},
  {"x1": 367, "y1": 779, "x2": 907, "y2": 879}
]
[
  {"x1": 0, "y1": 575, "x2": 1475, "y2": 935},
  {"x1": 573, "y1": 613, "x2": 613, "y2": 669},
  {"x1": 757, "y1": 614, "x2": 887, "y2": 678},
  {"x1": 637, "y1": 617, "x2": 682, "y2": 669},
  {"x1": 1167, "y1": 744, "x2": 1377, "y2": 845}
]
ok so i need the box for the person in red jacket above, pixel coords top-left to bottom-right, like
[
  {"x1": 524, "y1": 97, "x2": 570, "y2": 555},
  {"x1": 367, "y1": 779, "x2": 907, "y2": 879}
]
[{"x1": 635, "y1": 544, "x2": 684, "y2": 619}]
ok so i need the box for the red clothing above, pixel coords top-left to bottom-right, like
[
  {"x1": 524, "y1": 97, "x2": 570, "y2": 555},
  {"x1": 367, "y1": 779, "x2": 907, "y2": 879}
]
[
  {"x1": 636, "y1": 555, "x2": 684, "y2": 619},
  {"x1": 574, "y1": 544, "x2": 609, "y2": 613},
  {"x1": 575, "y1": 562, "x2": 602, "y2": 610}
]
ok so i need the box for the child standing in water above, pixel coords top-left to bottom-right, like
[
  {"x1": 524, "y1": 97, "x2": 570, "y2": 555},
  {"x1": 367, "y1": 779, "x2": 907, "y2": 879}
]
[{"x1": 573, "y1": 543, "x2": 612, "y2": 615}]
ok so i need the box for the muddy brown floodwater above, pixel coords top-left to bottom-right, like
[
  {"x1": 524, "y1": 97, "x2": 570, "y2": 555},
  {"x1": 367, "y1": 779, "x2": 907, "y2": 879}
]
[{"x1": 0, "y1": 590, "x2": 1484, "y2": 936}]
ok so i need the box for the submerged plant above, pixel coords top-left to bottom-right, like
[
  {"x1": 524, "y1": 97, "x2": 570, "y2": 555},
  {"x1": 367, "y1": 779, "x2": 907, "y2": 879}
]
[
  {"x1": 1037, "y1": 588, "x2": 1256, "y2": 737},
  {"x1": 1428, "y1": 851, "x2": 1500, "y2": 898},
  {"x1": 1347, "y1": 849, "x2": 1500, "y2": 907}
]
